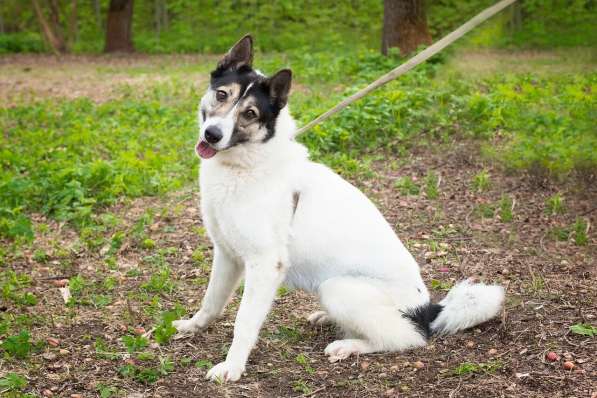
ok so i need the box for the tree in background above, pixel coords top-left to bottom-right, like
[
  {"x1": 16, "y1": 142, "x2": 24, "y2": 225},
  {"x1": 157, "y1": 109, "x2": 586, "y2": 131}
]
[
  {"x1": 382, "y1": 0, "x2": 432, "y2": 56},
  {"x1": 31, "y1": 0, "x2": 68, "y2": 54},
  {"x1": 105, "y1": 0, "x2": 134, "y2": 52}
]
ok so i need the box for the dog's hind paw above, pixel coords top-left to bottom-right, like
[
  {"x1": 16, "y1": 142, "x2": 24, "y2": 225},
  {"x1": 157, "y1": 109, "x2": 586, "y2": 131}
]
[
  {"x1": 324, "y1": 339, "x2": 372, "y2": 363},
  {"x1": 307, "y1": 310, "x2": 331, "y2": 326}
]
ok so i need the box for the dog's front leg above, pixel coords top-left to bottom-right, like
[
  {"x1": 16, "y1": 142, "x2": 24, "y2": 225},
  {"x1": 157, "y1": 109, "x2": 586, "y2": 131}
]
[
  {"x1": 206, "y1": 253, "x2": 286, "y2": 382},
  {"x1": 174, "y1": 246, "x2": 242, "y2": 334}
]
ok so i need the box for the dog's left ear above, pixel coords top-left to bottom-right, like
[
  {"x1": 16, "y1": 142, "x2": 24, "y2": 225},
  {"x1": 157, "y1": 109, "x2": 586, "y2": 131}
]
[
  {"x1": 217, "y1": 34, "x2": 253, "y2": 71},
  {"x1": 266, "y1": 69, "x2": 292, "y2": 109}
]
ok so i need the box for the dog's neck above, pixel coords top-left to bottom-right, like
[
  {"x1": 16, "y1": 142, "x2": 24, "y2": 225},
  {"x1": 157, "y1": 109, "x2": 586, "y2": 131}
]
[{"x1": 207, "y1": 106, "x2": 306, "y2": 170}]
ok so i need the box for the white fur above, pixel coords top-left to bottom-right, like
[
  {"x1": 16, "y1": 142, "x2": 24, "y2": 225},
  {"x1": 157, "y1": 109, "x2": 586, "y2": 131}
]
[
  {"x1": 174, "y1": 104, "x2": 505, "y2": 382},
  {"x1": 431, "y1": 279, "x2": 505, "y2": 335}
]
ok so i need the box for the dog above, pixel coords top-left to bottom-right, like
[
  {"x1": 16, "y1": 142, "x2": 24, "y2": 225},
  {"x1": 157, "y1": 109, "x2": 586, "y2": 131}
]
[{"x1": 173, "y1": 35, "x2": 505, "y2": 382}]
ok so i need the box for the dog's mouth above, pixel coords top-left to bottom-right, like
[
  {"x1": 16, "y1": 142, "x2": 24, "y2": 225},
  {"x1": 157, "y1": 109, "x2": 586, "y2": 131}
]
[{"x1": 196, "y1": 141, "x2": 218, "y2": 159}]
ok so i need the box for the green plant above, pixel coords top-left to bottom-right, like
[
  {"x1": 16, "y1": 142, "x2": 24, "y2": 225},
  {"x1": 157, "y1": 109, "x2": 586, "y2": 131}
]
[
  {"x1": 572, "y1": 218, "x2": 588, "y2": 246},
  {"x1": 570, "y1": 323, "x2": 596, "y2": 337},
  {"x1": 395, "y1": 176, "x2": 420, "y2": 196},
  {"x1": 154, "y1": 305, "x2": 186, "y2": 345},
  {"x1": 97, "y1": 384, "x2": 118, "y2": 398},
  {"x1": 0, "y1": 373, "x2": 27, "y2": 392},
  {"x1": 430, "y1": 279, "x2": 452, "y2": 291},
  {"x1": 498, "y1": 195, "x2": 513, "y2": 222},
  {"x1": 141, "y1": 267, "x2": 175, "y2": 294},
  {"x1": 1, "y1": 330, "x2": 32, "y2": 359},
  {"x1": 293, "y1": 379, "x2": 312, "y2": 394},
  {"x1": 295, "y1": 353, "x2": 315, "y2": 374},
  {"x1": 195, "y1": 359, "x2": 213, "y2": 369},
  {"x1": 424, "y1": 171, "x2": 440, "y2": 199},
  {"x1": 453, "y1": 360, "x2": 502, "y2": 376},
  {"x1": 472, "y1": 170, "x2": 491, "y2": 192},
  {"x1": 122, "y1": 334, "x2": 149, "y2": 353},
  {"x1": 546, "y1": 193, "x2": 565, "y2": 215},
  {"x1": 476, "y1": 203, "x2": 495, "y2": 218}
]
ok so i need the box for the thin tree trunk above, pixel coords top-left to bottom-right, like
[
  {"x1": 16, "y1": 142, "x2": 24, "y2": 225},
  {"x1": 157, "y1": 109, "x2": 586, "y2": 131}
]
[
  {"x1": 104, "y1": 0, "x2": 135, "y2": 53},
  {"x1": 381, "y1": 0, "x2": 432, "y2": 56},
  {"x1": 32, "y1": 0, "x2": 67, "y2": 54},
  {"x1": 68, "y1": 0, "x2": 78, "y2": 46},
  {"x1": 154, "y1": 0, "x2": 161, "y2": 37},
  {"x1": 94, "y1": 0, "x2": 102, "y2": 30}
]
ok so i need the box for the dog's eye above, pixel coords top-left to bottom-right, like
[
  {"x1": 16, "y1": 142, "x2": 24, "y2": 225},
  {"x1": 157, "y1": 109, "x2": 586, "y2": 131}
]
[
  {"x1": 216, "y1": 90, "x2": 228, "y2": 102},
  {"x1": 244, "y1": 109, "x2": 257, "y2": 119}
]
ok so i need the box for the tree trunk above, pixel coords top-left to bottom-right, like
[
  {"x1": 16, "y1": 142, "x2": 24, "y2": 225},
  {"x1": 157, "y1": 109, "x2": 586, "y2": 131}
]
[
  {"x1": 94, "y1": 0, "x2": 102, "y2": 30},
  {"x1": 381, "y1": 0, "x2": 432, "y2": 56},
  {"x1": 154, "y1": 0, "x2": 161, "y2": 37},
  {"x1": 104, "y1": 0, "x2": 135, "y2": 53},
  {"x1": 68, "y1": 0, "x2": 78, "y2": 46},
  {"x1": 32, "y1": 0, "x2": 67, "y2": 54}
]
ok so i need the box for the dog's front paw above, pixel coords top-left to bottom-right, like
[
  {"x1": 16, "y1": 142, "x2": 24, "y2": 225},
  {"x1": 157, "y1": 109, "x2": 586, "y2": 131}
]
[
  {"x1": 205, "y1": 361, "x2": 244, "y2": 383},
  {"x1": 172, "y1": 318, "x2": 202, "y2": 337}
]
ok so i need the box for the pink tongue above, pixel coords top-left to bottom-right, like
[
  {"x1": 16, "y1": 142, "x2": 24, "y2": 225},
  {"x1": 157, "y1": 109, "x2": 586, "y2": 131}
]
[{"x1": 196, "y1": 141, "x2": 217, "y2": 159}]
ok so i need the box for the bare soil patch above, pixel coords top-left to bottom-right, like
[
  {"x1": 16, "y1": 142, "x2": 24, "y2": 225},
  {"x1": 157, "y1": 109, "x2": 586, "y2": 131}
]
[{"x1": 0, "y1": 54, "x2": 213, "y2": 106}]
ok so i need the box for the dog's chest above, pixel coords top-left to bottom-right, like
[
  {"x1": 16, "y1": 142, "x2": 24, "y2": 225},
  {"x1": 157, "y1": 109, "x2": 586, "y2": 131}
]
[{"x1": 199, "y1": 163, "x2": 293, "y2": 258}]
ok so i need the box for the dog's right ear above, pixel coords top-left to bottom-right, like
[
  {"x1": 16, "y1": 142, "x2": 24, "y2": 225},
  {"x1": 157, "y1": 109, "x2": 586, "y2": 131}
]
[{"x1": 217, "y1": 34, "x2": 253, "y2": 71}]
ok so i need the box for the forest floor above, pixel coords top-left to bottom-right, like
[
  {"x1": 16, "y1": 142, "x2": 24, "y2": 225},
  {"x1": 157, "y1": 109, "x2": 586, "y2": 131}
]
[{"x1": 1, "y1": 52, "x2": 595, "y2": 398}]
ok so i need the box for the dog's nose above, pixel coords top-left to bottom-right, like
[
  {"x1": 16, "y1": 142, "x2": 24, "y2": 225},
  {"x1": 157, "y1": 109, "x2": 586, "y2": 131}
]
[{"x1": 204, "y1": 126, "x2": 223, "y2": 144}]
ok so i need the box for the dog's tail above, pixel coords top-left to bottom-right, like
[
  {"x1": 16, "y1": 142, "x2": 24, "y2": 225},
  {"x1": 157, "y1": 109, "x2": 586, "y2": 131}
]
[{"x1": 428, "y1": 279, "x2": 505, "y2": 335}]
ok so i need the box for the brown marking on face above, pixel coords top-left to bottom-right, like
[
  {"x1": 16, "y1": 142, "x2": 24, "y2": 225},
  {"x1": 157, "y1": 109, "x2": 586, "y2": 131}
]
[
  {"x1": 207, "y1": 82, "x2": 242, "y2": 118},
  {"x1": 231, "y1": 96, "x2": 268, "y2": 143}
]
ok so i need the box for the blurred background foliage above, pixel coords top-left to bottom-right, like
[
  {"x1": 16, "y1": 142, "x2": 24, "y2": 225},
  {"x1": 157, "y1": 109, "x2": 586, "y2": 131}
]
[{"x1": 0, "y1": 0, "x2": 595, "y2": 54}]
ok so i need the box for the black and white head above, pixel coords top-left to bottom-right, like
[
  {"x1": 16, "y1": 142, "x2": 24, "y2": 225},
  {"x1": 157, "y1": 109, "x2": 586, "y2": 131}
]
[{"x1": 195, "y1": 35, "x2": 293, "y2": 159}]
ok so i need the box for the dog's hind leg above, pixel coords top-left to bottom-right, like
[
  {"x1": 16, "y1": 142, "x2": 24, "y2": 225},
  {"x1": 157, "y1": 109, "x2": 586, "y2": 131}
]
[{"x1": 318, "y1": 277, "x2": 427, "y2": 362}]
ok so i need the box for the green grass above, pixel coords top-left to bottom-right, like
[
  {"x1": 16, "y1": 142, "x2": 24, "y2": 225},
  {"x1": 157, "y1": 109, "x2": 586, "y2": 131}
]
[{"x1": 1, "y1": 48, "x2": 595, "y2": 244}]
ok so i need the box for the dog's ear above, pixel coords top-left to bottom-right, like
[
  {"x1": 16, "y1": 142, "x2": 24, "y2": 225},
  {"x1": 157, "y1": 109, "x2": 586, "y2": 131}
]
[
  {"x1": 266, "y1": 69, "x2": 292, "y2": 109},
  {"x1": 217, "y1": 34, "x2": 253, "y2": 71}
]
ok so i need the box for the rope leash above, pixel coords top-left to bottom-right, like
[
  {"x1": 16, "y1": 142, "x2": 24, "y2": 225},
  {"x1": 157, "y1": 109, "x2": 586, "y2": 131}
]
[{"x1": 294, "y1": 0, "x2": 518, "y2": 136}]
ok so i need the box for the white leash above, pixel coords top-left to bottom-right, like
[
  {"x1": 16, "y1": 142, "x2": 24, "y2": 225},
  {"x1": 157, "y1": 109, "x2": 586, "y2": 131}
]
[{"x1": 295, "y1": 0, "x2": 518, "y2": 136}]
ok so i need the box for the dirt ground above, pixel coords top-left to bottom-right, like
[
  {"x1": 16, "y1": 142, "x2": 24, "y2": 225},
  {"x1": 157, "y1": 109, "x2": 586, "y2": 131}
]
[{"x1": 2, "y1": 55, "x2": 596, "y2": 398}]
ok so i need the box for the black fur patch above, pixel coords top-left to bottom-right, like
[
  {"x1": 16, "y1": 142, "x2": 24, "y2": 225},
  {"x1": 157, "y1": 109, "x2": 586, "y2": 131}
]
[
  {"x1": 208, "y1": 64, "x2": 286, "y2": 144},
  {"x1": 402, "y1": 302, "x2": 443, "y2": 339}
]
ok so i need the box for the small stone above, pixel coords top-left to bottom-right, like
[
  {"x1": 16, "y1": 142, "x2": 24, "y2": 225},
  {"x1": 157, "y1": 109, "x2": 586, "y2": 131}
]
[
  {"x1": 563, "y1": 361, "x2": 575, "y2": 370},
  {"x1": 47, "y1": 337, "x2": 60, "y2": 347},
  {"x1": 545, "y1": 352, "x2": 559, "y2": 362},
  {"x1": 360, "y1": 361, "x2": 370, "y2": 370},
  {"x1": 42, "y1": 390, "x2": 54, "y2": 397},
  {"x1": 466, "y1": 341, "x2": 475, "y2": 348},
  {"x1": 133, "y1": 327, "x2": 145, "y2": 335},
  {"x1": 59, "y1": 349, "x2": 69, "y2": 355},
  {"x1": 488, "y1": 348, "x2": 498, "y2": 356},
  {"x1": 384, "y1": 388, "x2": 396, "y2": 397},
  {"x1": 378, "y1": 372, "x2": 387, "y2": 378},
  {"x1": 71, "y1": 394, "x2": 83, "y2": 398},
  {"x1": 414, "y1": 360, "x2": 425, "y2": 369},
  {"x1": 562, "y1": 352, "x2": 573, "y2": 360},
  {"x1": 52, "y1": 279, "x2": 69, "y2": 287},
  {"x1": 42, "y1": 352, "x2": 57, "y2": 361},
  {"x1": 390, "y1": 365, "x2": 399, "y2": 371}
]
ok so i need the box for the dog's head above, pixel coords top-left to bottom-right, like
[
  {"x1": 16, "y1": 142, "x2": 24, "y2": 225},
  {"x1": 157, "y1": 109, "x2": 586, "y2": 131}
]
[{"x1": 196, "y1": 35, "x2": 292, "y2": 159}]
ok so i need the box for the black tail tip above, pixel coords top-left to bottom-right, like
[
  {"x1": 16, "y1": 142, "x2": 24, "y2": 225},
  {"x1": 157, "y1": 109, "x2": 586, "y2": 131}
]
[{"x1": 402, "y1": 302, "x2": 443, "y2": 339}]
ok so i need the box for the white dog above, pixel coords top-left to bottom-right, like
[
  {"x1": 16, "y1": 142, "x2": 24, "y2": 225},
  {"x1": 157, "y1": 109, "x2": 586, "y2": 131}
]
[{"x1": 173, "y1": 35, "x2": 505, "y2": 382}]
